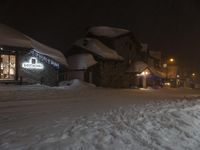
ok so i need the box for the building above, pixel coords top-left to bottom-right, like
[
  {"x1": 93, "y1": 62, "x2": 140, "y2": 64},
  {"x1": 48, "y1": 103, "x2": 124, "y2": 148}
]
[
  {"x1": 66, "y1": 26, "x2": 165, "y2": 88},
  {"x1": 0, "y1": 24, "x2": 68, "y2": 85},
  {"x1": 66, "y1": 26, "x2": 142, "y2": 88},
  {"x1": 66, "y1": 37, "x2": 124, "y2": 87},
  {"x1": 115, "y1": 42, "x2": 166, "y2": 88},
  {"x1": 88, "y1": 26, "x2": 144, "y2": 88}
]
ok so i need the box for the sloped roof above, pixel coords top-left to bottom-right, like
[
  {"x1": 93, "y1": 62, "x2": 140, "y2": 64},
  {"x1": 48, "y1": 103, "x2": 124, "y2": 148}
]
[
  {"x1": 127, "y1": 61, "x2": 148, "y2": 73},
  {"x1": 67, "y1": 53, "x2": 97, "y2": 70},
  {"x1": 0, "y1": 24, "x2": 68, "y2": 67},
  {"x1": 74, "y1": 38, "x2": 124, "y2": 61},
  {"x1": 127, "y1": 61, "x2": 166, "y2": 78},
  {"x1": 88, "y1": 26, "x2": 130, "y2": 38},
  {"x1": 0, "y1": 24, "x2": 31, "y2": 48},
  {"x1": 30, "y1": 39, "x2": 68, "y2": 67}
]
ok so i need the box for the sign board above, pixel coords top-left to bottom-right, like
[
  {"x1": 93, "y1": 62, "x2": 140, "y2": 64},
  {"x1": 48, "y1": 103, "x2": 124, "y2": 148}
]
[{"x1": 22, "y1": 57, "x2": 44, "y2": 69}]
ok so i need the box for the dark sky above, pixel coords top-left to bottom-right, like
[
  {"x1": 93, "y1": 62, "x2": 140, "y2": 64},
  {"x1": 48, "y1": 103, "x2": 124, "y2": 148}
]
[{"x1": 1, "y1": 0, "x2": 200, "y2": 70}]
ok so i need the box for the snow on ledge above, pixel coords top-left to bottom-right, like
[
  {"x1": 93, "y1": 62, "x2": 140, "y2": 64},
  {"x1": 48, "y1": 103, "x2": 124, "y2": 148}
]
[
  {"x1": 67, "y1": 53, "x2": 97, "y2": 70},
  {"x1": 74, "y1": 38, "x2": 124, "y2": 61},
  {"x1": 59, "y1": 79, "x2": 96, "y2": 90}
]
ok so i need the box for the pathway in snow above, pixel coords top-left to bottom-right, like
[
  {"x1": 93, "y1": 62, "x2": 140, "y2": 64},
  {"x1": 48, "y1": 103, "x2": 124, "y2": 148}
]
[{"x1": 0, "y1": 84, "x2": 200, "y2": 149}]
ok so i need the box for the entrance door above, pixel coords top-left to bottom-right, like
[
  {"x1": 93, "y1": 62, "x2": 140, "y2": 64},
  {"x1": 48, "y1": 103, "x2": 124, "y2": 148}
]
[{"x1": 0, "y1": 54, "x2": 16, "y2": 80}]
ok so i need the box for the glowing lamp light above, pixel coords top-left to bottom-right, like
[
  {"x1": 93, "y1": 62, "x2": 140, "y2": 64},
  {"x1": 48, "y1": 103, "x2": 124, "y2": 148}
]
[
  {"x1": 169, "y1": 58, "x2": 174, "y2": 62},
  {"x1": 177, "y1": 75, "x2": 180, "y2": 78},
  {"x1": 22, "y1": 57, "x2": 44, "y2": 70},
  {"x1": 192, "y1": 73, "x2": 196, "y2": 77},
  {"x1": 141, "y1": 70, "x2": 149, "y2": 76}
]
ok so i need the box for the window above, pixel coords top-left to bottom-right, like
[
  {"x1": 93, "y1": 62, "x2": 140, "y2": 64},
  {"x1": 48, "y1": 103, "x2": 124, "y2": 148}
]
[{"x1": 0, "y1": 54, "x2": 16, "y2": 80}]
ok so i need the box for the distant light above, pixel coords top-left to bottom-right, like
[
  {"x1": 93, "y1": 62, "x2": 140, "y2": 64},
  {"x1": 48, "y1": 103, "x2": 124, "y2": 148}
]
[
  {"x1": 163, "y1": 63, "x2": 167, "y2": 68},
  {"x1": 177, "y1": 75, "x2": 180, "y2": 78},
  {"x1": 164, "y1": 82, "x2": 171, "y2": 86},
  {"x1": 0, "y1": 47, "x2": 3, "y2": 50},
  {"x1": 192, "y1": 73, "x2": 196, "y2": 77},
  {"x1": 169, "y1": 58, "x2": 174, "y2": 62}
]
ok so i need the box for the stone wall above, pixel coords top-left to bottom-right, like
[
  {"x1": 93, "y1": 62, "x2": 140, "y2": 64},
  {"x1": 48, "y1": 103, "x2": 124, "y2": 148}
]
[
  {"x1": 92, "y1": 61, "x2": 134, "y2": 88},
  {"x1": 89, "y1": 35, "x2": 141, "y2": 88}
]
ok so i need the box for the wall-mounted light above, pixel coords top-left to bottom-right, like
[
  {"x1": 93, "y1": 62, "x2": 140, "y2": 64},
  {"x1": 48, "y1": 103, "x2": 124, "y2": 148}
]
[
  {"x1": 192, "y1": 73, "x2": 196, "y2": 77},
  {"x1": 141, "y1": 70, "x2": 150, "y2": 76}
]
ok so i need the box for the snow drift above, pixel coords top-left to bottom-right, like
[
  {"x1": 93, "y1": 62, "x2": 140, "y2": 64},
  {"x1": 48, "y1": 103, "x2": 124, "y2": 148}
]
[
  {"x1": 50, "y1": 99, "x2": 200, "y2": 150},
  {"x1": 59, "y1": 79, "x2": 96, "y2": 89}
]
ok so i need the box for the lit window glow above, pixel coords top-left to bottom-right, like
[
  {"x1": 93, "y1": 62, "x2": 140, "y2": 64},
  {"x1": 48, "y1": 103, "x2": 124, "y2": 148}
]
[{"x1": 164, "y1": 82, "x2": 171, "y2": 86}]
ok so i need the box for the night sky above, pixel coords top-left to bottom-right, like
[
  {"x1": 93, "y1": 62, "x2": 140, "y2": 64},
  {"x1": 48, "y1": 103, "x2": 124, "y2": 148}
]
[{"x1": 1, "y1": 0, "x2": 200, "y2": 70}]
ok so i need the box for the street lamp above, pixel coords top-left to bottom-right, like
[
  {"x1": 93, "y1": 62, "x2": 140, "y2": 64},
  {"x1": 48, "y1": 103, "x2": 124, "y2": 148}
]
[
  {"x1": 163, "y1": 57, "x2": 176, "y2": 87},
  {"x1": 169, "y1": 58, "x2": 175, "y2": 63}
]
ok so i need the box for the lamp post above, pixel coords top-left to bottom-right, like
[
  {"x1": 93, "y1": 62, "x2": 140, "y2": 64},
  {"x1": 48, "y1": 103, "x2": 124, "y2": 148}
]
[{"x1": 163, "y1": 57, "x2": 175, "y2": 82}]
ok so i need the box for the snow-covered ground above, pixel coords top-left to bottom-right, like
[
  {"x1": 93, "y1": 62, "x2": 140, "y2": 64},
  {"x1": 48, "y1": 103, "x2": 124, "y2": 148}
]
[{"x1": 0, "y1": 81, "x2": 200, "y2": 150}]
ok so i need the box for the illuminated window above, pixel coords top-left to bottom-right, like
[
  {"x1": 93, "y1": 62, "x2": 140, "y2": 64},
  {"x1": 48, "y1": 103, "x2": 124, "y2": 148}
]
[{"x1": 0, "y1": 54, "x2": 16, "y2": 80}]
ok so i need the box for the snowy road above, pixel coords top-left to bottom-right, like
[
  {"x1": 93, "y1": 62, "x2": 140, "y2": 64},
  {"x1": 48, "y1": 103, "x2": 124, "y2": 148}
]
[{"x1": 0, "y1": 84, "x2": 200, "y2": 149}]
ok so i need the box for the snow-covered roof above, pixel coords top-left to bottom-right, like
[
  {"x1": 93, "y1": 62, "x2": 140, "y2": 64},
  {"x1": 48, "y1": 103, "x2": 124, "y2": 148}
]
[
  {"x1": 0, "y1": 23, "x2": 68, "y2": 67},
  {"x1": 127, "y1": 61, "x2": 166, "y2": 78},
  {"x1": 150, "y1": 67, "x2": 166, "y2": 78},
  {"x1": 88, "y1": 26, "x2": 130, "y2": 38},
  {"x1": 74, "y1": 38, "x2": 124, "y2": 61},
  {"x1": 67, "y1": 53, "x2": 97, "y2": 70},
  {"x1": 127, "y1": 61, "x2": 148, "y2": 73},
  {"x1": 0, "y1": 23, "x2": 31, "y2": 48},
  {"x1": 30, "y1": 39, "x2": 68, "y2": 67}
]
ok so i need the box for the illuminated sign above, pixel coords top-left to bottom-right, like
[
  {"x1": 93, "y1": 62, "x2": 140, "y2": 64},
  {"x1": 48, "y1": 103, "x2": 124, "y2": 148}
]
[
  {"x1": 29, "y1": 50, "x2": 59, "y2": 69},
  {"x1": 22, "y1": 57, "x2": 44, "y2": 69}
]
